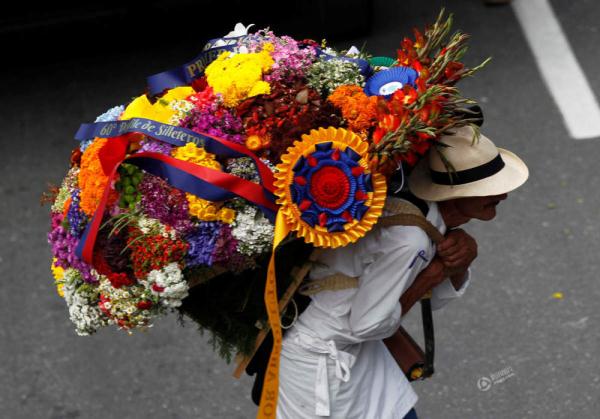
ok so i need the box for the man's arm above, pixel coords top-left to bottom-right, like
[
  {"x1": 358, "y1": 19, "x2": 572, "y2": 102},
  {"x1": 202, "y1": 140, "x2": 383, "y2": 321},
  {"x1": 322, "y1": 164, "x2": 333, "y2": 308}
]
[
  {"x1": 399, "y1": 257, "x2": 446, "y2": 316},
  {"x1": 400, "y1": 229, "x2": 477, "y2": 314},
  {"x1": 348, "y1": 229, "x2": 432, "y2": 340},
  {"x1": 430, "y1": 229, "x2": 477, "y2": 310}
]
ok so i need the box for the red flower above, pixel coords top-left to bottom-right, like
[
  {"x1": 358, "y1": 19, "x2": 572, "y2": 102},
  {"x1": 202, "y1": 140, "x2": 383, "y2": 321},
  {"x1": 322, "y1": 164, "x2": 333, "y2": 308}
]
[
  {"x1": 412, "y1": 60, "x2": 423, "y2": 74},
  {"x1": 70, "y1": 148, "x2": 82, "y2": 167},
  {"x1": 401, "y1": 37, "x2": 414, "y2": 53},
  {"x1": 372, "y1": 127, "x2": 385, "y2": 144},
  {"x1": 98, "y1": 294, "x2": 112, "y2": 316},
  {"x1": 403, "y1": 151, "x2": 418, "y2": 166},
  {"x1": 137, "y1": 300, "x2": 153, "y2": 310},
  {"x1": 416, "y1": 77, "x2": 427, "y2": 93},
  {"x1": 187, "y1": 85, "x2": 215, "y2": 109},
  {"x1": 152, "y1": 283, "x2": 165, "y2": 293},
  {"x1": 391, "y1": 86, "x2": 418, "y2": 105},
  {"x1": 191, "y1": 76, "x2": 208, "y2": 92},
  {"x1": 128, "y1": 229, "x2": 188, "y2": 279},
  {"x1": 444, "y1": 61, "x2": 464, "y2": 82},
  {"x1": 107, "y1": 272, "x2": 135, "y2": 289},
  {"x1": 380, "y1": 114, "x2": 401, "y2": 132},
  {"x1": 397, "y1": 50, "x2": 411, "y2": 66},
  {"x1": 413, "y1": 28, "x2": 425, "y2": 49}
]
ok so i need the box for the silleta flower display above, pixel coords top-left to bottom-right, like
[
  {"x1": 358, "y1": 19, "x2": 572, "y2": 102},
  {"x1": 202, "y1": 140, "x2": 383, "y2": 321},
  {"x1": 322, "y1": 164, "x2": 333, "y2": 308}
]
[{"x1": 46, "y1": 12, "x2": 486, "y2": 418}]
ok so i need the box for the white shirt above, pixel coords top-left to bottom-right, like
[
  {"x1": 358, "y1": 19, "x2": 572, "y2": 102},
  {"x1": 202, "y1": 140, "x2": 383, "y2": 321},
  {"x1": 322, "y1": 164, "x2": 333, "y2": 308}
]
[{"x1": 277, "y1": 199, "x2": 470, "y2": 419}]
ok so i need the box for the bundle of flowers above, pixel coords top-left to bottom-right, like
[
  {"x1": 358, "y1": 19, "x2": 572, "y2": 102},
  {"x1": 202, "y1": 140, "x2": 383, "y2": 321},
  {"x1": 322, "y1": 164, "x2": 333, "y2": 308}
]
[{"x1": 46, "y1": 12, "x2": 485, "y2": 355}]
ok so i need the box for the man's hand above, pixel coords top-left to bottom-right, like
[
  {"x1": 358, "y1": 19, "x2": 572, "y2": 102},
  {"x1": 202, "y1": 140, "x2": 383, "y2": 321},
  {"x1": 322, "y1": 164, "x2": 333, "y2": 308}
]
[
  {"x1": 418, "y1": 257, "x2": 446, "y2": 289},
  {"x1": 436, "y1": 229, "x2": 478, "y2": 271}
]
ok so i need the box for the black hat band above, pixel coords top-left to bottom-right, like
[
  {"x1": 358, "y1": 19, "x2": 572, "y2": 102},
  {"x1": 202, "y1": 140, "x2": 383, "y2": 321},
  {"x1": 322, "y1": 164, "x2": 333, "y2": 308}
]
[{"x1": 430, "y1": 154, "x2": 505, "y2": 185}]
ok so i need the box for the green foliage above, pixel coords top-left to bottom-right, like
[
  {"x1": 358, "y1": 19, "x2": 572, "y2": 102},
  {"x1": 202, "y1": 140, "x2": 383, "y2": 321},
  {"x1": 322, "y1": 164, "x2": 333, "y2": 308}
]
[{"x1": 176, "y1": 238, "x2": 313, "y2": 362}]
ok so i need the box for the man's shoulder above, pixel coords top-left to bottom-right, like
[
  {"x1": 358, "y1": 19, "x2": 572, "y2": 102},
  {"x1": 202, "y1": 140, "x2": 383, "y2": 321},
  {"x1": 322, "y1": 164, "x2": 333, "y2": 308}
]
[
  {"x1": 381, "y1": 195, "x2": 437, "y2": 246},
  {"x1": 378, "y1": 222, "x2": 431, "y2": 253}
]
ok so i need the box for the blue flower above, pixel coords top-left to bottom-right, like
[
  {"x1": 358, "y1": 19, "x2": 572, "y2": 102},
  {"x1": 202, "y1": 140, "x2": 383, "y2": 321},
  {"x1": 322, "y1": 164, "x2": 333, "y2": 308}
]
[
  {"x1": 80, "y1": 105, "x2": 125, "y2": 152},
  {"x1": 185, "y1": 222, "x2": 222, "y2": 266}
]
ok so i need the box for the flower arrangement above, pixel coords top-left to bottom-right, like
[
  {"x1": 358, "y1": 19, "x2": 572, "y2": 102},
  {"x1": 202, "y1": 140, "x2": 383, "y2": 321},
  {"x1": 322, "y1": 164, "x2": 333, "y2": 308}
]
[{"x1": 46, "y1": 11, "x2": 485, "y2": 358}]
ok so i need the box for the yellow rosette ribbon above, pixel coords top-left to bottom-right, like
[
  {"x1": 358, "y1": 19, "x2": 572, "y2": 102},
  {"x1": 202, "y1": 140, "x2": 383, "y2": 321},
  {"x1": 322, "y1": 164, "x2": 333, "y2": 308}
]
[{"x1": 258, "y1": 127, "x2": 386, "y2": 419}]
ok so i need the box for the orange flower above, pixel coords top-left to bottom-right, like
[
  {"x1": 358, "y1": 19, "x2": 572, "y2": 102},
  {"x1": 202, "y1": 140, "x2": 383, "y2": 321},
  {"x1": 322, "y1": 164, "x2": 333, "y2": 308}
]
[
  {"x1": 245, "y1": 135, "x2": 264, "y2": 151},
  {"x1": 62, "y1": 197, "x2": 72, "y2": 218},
  {"x1": 78, "y1": 138, "x2": 118, "y2": 216},
  {"x1": 328, "y1": 85, "x2": 378, "y2": 133}
]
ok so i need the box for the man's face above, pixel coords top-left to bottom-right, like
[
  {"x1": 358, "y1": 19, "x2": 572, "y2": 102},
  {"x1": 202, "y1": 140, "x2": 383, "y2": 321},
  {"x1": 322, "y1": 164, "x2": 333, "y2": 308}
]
[{"x1": 453, "y1": 193, "x2": 508, "y2": 221}]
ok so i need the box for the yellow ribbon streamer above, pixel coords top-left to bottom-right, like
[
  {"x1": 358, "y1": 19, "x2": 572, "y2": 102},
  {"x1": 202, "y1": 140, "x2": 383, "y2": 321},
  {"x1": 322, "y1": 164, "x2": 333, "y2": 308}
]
[{"x1": 257, "y1": 210, "x2": 289, "y2": 419}]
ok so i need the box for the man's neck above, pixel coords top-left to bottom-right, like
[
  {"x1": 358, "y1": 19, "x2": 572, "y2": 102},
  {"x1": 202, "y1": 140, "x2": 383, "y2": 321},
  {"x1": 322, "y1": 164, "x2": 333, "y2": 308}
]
[{"x1": 438, "y1": 200, "x2": 471, "y2": 228}]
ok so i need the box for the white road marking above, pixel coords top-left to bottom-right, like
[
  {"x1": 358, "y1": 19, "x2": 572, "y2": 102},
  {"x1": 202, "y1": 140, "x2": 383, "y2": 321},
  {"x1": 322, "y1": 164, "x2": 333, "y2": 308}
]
[{"x1": 512, "y1": 0, "x2": 600, "y2": 139}]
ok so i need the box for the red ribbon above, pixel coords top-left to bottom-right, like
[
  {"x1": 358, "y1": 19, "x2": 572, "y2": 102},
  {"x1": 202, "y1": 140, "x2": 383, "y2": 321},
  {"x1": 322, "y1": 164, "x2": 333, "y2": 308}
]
[
  {"x1": 199, "y1": 131, "x2": 277, "y2": 194},
  {"x1": 78, "y1": 135, "x2": 278, "y2": 264}
]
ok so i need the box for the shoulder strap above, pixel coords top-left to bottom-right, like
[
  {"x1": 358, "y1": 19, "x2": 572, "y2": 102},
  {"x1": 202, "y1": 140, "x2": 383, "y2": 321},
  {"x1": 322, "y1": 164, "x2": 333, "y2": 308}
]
[
  {"x1": 381, "y1": 195, "x2": 437, "y2": 379},
  {"x1": 297, "y1": 196, "x2": 444, "y2": 296},
  {"x1": 396, "y1": 191, "x2": 430, "y2": 217},
  {"x1": 379, "y1": 197, "x2": 444, "y2": 244}
]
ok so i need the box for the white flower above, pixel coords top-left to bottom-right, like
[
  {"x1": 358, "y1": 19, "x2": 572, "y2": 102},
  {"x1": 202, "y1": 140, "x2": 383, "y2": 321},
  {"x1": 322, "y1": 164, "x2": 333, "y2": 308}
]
[
  {"x1": 168, "y1": 99, "x2": 195, "y2": 125},
  {"x1": 224, "y1": 23, "x2": 254, "y2": 39},
  {"x1": 140, "y1": 263, "x2": 188, "y2": 309},
  {"x1": 51, "y1": 168, "x2": 79, "y2": 213},
  {"x1": 208, "y1": 23, "x2": 255, "y2": 51},
  {"x1": 231, "y1": 206, "x2": 274, "y2": 256},
  {"x1": 68, "y1": 293, "x2": 106, "y2": 336},
  {"x1": 345, "y1": 46, "x2": 360, "y2": 57},
  {"x1": 322, "y1": 47, "x2": 338, "y2": 56},
  {"x1": 137, "y1": 217, "x2": 177, "y2": 240}
]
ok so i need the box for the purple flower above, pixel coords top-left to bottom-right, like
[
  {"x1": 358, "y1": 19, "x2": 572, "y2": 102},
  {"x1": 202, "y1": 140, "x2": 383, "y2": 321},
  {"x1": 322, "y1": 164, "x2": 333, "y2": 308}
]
[
  {"x1": 139, "y1": 138, "x2": 173, "y2": 155},
  {"x1": 210, "y1": 223, "x2": 238, "y2": 265},
  {"x1": 138, "y1": 175, "x2": 194, "y2": 233},
  {"x1": 185, "y1": 222, "x2": 222, "y2": 266},
  {"x1": 181, "y1": 103, "x2": 245, "y2": 144},
  {"x1": 47, "y1": 213, "x2": 96, "y2": 283},
  {"x1": 66, "y1": 189, "x2": 88, "y2": 238},
  {"x1": 242, "y1": 30, "x2": 317, "y2": 84}
]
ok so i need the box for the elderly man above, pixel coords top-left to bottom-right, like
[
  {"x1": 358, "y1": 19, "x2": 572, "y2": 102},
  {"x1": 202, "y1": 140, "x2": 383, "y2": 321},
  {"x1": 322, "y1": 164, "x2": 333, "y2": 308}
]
[
  {"x1": 399, "y1": 123, "x2": 529, "y2": 315},
  {"x1": 273, "y1": 125, "x2": 528, "y2": 419}
]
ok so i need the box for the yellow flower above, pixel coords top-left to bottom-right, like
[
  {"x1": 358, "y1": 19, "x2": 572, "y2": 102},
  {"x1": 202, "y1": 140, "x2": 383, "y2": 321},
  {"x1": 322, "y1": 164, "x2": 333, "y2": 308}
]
[
  {"x1": 120, "y1": 86, "x2": 195, "y2": 123},
  {"x1": 248, "y1": 81, "x2": 271, "y2": 97},
  {"x1": 187, "y1": 193, "x2": 221, "y2": 221},
  {"x1": 205, "y1": 44, "x2": 274, "y2": 107},
  {"x1": 172, "y1": 142, "x2": 222, "y2": 170},
  {"x1": 51, "y1": 259, "x2": 65, "y2": 298},
  {"x1": 56, "y1": 283, "x2": 65, "y2": 298},
  {"x1": 218, "y1": 208, "x2": 236, "y2": 224},
  {"x1": 51, "y1": 259, "x2": 64, "y2": 280}
]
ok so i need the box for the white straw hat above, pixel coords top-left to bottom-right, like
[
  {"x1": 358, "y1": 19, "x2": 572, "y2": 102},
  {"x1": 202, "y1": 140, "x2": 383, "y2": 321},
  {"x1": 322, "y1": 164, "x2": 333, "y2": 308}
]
[{"x1": 408, "y1": 126, "x2": 529, "y2": 202}]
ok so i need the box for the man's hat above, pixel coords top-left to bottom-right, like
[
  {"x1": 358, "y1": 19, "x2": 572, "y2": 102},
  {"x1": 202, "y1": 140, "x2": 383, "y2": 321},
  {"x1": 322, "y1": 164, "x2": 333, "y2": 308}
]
[{"x1": 408, "y1": 126, "x2": 529, "y2": 201}]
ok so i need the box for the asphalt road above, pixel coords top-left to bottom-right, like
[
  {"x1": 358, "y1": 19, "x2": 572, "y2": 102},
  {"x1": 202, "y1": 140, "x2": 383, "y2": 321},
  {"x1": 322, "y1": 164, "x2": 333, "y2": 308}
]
[{"x1": 2, "y1": 1, "x2": 599, "y2": 418}]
